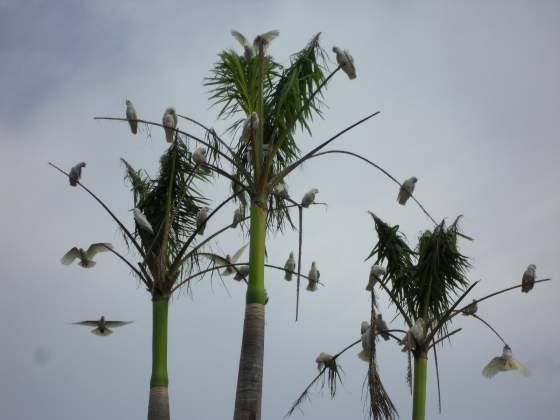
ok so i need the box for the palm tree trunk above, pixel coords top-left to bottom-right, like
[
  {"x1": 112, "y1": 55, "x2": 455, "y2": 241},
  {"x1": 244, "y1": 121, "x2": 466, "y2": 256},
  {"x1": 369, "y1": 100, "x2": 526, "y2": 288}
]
[
  {"x1": 412, "y1": 353, "x2": 428, "y2": 420},
  {"x1": 148, "y1": 298, "x2": 170, "y2": 420},
  {"x1": 233, "y1": 201, "x2": 267, "y2": 420}
]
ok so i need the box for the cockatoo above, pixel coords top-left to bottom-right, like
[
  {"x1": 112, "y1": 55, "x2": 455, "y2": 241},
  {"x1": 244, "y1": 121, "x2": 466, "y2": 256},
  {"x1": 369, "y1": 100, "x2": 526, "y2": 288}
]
[
  {"x1": 68, "y1": 162, "x2": 86, "y2": 186},
  {"x1": 401, "y1": 331, "x2": 416, "y2": 353},
  {"x1": 193, "y1": 147, "x2": 207, "y2": 166},
  {"x1": 361, "y1": 321, "x2": 370, "y2": 335},
  {"x1": 375, "y1": 314, "x2": 390, "y2": 341},
  {"x1": 397, "y1": 177, "x2": 418, "y2": 205},
  {"x1": 201, "y1": 244, "x2": 248, "y2": 276},
  {"x1": 332, "y1": 47, "x2": 356, "y2": 80},
  {"x1": 315, "y1": 352, "x2": 334, "y2": 370},
  {"x1": 301, "y1": 189, "x2": 319, "y2": 208},
  {"x1": 521, "y1": 264, "x2": 536, "y2": 293},
  {"x1": 482, "y1": 345, "x2": 529, "y2": 378},
  {"x1": 241, "y1": 112, "x2": 259, "y2": 142},
  {"x1": 231, "y1": 30, "x2": 279, "y2": 58},
  {"x1": 162, "y1": 107, "x2": 178, "y2": 143},
  {"x1": 366, "y1": 265, "x2": 386, "y2": 291},
  {"x1": 125, "y1": 100, "x2": 138, "y2": 134},
  {"x1": 131, "y1": 208, "x2": 153, "y2": 234},
  {"x1": 358, "y1": 325, "x2": 372, "y2": 362},
  {"x1": 273, "y1": 181, "x2": 290, "y2": 199},
  {"x1": 307, "y1": 261, "x2": 320, "y2": 291},
  {"x1": 283, "y1": 252, "x2": 296, "y2": 281},
  {"x1": 72, "y1": 316, "x2": 133, "y2": 336},
  {"x1": 232, "y1": 205, "x2": 245, "y2": 228},
  {"x1": 196, "y1": 207, "x2": 210, "y2": 235},
  {"x1": 233, "y1": 265, "x2": 250, "y2": 282},
  {"x1": 462, "y1": 299, "x2": 478, "y2": 316},
  {"x1": 410, "y1": 318, "x2": 425, "y2": 343},
  {"x1": 61, "y1": 243, "x2": 113, "y2": 268}
]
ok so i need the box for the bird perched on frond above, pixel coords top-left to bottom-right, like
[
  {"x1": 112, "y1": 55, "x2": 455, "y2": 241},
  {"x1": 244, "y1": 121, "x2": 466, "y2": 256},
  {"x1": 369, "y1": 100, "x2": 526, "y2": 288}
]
[
  {"x1": 375, "y1": 314, "x2": 390, "y2": 341},
  {"x1": 162, "y1": 107, "x2": 178, "y2": 143},
  {"x1": 307, "y1": 261, "x2": 320, "y2": 291},
  {"x1": 482, "y1": 345, "x2": 529, "y2": 378},
  {"x1": 193, "y1": 147, "x2": 207, "y2": 166},
  {"x1": 72, "y1": 316, "x2": 133, "y2": 336},
  {"x1": 410, "y1": 318, "x2": 425, "y2": 343},
  {"x1": 125, "y1": 100, "x2": 138, "y2": 134},
  {"x1": 232, "y1": 205, "x2": 245, "y2": 228},
  {"x1": 61, "y1": 243, "x2": 113, "y2": 268},
  {"x1": 301, "y1": 189, "x2": 319, "y2": 208},
  {"x1": 332, "y1": 46, "x2": 356, "y2": 80},
  {"x1": 315, "y1": 352, "x2": 335, "y2": 370},
  {"x1": 283, "y1": 252, "x2": 296, "y2": 281},
  {"x1": 234, "y1": 265, "x2": 250, "y2": 282},
  {"x1": 521, "y1": 264, "x2": 536, "y2": 293},
  {"x1": 358, "y1": 323, "x2": 372, "y2": 362},
  {"x1": 196, "y1": 207, "x2": 210, "y2": 235},
  {"x1": 366, "y1": 264, "x2": 386, "y2": 291},
  {"x1": 68, "y1": 162, "x2": 86, "y2": 186},
  {"x1": 231, "y1": 30, "x2": 279, "y2": 59},
  {"x1": 397, "y1": 177, "x2": 418, "y2": 205},
  {"x1": 462, "y1": 299, "x2": 478, "y2": 316},
  {"x1": 201, "y1": 244, "x2": 248, "y2": 276},
  {"x1": 131, "y1": 208, "x2": 153, "y2": 234},
  {"x1": 273, "y1": 181, "x2": 290, "y2": 200}
]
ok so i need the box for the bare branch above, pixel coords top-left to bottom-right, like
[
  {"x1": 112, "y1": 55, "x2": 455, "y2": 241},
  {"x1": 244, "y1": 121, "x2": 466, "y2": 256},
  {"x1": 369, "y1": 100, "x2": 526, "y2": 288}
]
[
  {"x1": 102, "y1": 244, "x2": 151, "y2": 288},
  {"x1": 428, "y1": 328, "x2": 462, "y2": 350},
  {"x1": 471, "y1": 314, "x2": 507, "y2": 345}
]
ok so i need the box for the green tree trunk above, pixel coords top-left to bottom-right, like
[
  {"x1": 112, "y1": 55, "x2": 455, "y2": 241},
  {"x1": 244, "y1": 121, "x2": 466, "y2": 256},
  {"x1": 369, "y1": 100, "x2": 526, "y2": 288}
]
[
  {"x1": 233, "y1": 201, "x2": 267, "y2": 420},
  {"x1": 148, "y1": 298, "x2": 170, "y2": 420},
  {"x1": 412, "y1": 353, "x2": 428, "y2": 420}
]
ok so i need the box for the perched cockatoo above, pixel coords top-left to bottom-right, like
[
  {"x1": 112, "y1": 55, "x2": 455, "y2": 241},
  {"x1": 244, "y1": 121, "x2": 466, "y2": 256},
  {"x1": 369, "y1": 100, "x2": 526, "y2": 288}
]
[
  {"x1": 521, "y1": 264, "x2": 536, "y2": 293},
  {"x1": 375, "y1": 314, "x2": 390, "y2": 341},
  {"x1": 361, "y1": 321, "x2": 370, "y2": 335},
  {"x1": 232, "y1": 179, "x2": 248, "y2": 206},
  {"x1": 72, "y1": 316, "x2": 133, "y2": 336},
  {"x1": 358, "y1": 324, "x2": 372, "y2": 362},
  {"x1": 315, "y1": 352, "x2": 334, "y2": 370},
  {"x1": 273, "y1": 181, "x2": 290, "y2": 200},
  {"x1": 61, "y1": 243, "x2": 113, "y2": 268},
  {"x1": 410, "y1": 318, "x2": 425, "y2": 343},
  {"x1": 482, "y1": 345, "x2": 529, "y2": 378},
  {"x1": 125, "y1": 100, "x2": 138, "y2": 134},
  {"x1": 232, "y1": 205, "x2": 245, "y2": 228},
  {"x1": 68, "y1": 162, "x2": 86, "y2": 186},
  {"x1": 332, "y1": 46, "x2": 356, "y2": 80},
  {"x1": 231, "y1": 30, "x2": 255, "y2": 59},
  {"x1": 231, "y1": 30, "x2": 279, "y2": 58},
  {"x1": 462, "y1": 299, "x2": 478, "y2": 316},
  {"x1": 162, "y1": 107, "x2": 178, "y2": 143},
  {"x1": 196, "y1": 207, "x2": 210, "y2": 235},
  {"x1": 233, "y1": 265, "x2": 250, "y2": 282},
  {"x1": 193, "y1": 147, "x2": 207, "y2": 166},
  {"x1": 301, "y1": 188, "x2": 319, "y2": 208},
  {"x1": 307, "y1": 261, "x2": 320, "y2": 291},
  {"x1": 131, "y1": 208, "x2": 153, "y2": 234},
  {"x1": 366, "y1": 264, "x2": 386, "y2": 291},
  {"x1": 283, "y1": 252, "x2": 296, "y2": 281},
  {"x1": 401, "y1": 331, "x2": 416, "y2": 353},
  {"x1": 397, "y1": 177, "x2": 418, "y2": 205},
  {"x1": 201, "y1": 244, "x2": 248, "y2": 276}
]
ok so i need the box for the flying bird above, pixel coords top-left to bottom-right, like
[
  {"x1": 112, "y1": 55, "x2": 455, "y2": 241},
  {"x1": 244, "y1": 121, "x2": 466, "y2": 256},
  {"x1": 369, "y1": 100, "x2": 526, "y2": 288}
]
[
  {"x1": 196, "y1": 207, "x2": 210, "y2": 235},
  {"x1": 193, "y1": 147, "x2": 207, "y2": 166},
  {"x1": 332, "y1": 46, "x2": 356, "y2": 80},
  {"x1": 375, "y1": 314, "x2": 390, "y2": 341},
  {"x1": 231, "y1": 30, "x2": 279, "y2": 58},
  {"x1": 307, "y1": 261, "x2": 320, "y2": 292},
  {"x1": 315, "y1": 352, "x2": 334, "y2": 370},
  {"x1": 366, "y1": 264, "x2": 386, "y2": 291},
  {"x1": 283, "y1": 252, "x2": 296, "y2": 281},
  {"x1": 232, "y1": 205, "x2": 245, "y2": 228},
  {"x1": 68, "y1": 162, "x2": 86, "y2": 186},
  {"x1": 61, "y1": 243, "x2": 113, "y2": 268},
  {"x1": 521, "y1": 264, "x2": 536, "y2": 293},
  {"x1": 72, "y1": 316, "x2": 133, "y2": 336},
  {"x1": 462, "y1": 299, "x2": 478, "y2": 316},
  {"x1": 125, "y1": 100, "x2": 138, "y2": 134},
  {"x1": 397, "y1": 177, "x2": 418, "y2": 205},
  {"x1": 201, "y1": 244, "x2": 248, "y2": 276},
  {"x1": 301, "y1": 188, "x2": 319, "y2": 208},
  {"x1": 233, "y1": 265, "x2": 250, "y2": 282},
  {"x1": 131, "y1": 208, "x2": 153, "y2": 234},
  {"x1": 482, "y1": 345, "x2": 529, "y2": 378},
  {"x1": 162, "y1": 107, "x2": 178, "y2": 143}
]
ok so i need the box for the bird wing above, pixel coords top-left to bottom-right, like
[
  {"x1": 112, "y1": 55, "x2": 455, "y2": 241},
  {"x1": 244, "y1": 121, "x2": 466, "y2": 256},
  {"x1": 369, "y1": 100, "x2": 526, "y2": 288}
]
[
  {"x1": 258, "y1": 30, "x2": 280, "y2": 44},
  {"x1": 508, "y1": 358, "x2": 530, "y2": 376},
  {"x1": 104, "y1": 321, "x2": 133, "y2": 328},
  {"x1": 522, "y1": 270, "x2": 534, "y2": 283},
  {"x1": 72, "y1": 321, "x2": 99, "y2": 327},
  {"x1": 230, "y1": 244, "x2": 248, "y2": 263},
  {"x1": 86, "y1": 243, "x2": 113, "y2": 259},
  {"x1": 231, "y1": 30, "x2": 249, "y2": 46},
  {"x1": 482, "y1": 357, "x2": 506, "y2": 378},
  {"x1": 61, "y1": 248, "x2": 81, "y2": 265}
]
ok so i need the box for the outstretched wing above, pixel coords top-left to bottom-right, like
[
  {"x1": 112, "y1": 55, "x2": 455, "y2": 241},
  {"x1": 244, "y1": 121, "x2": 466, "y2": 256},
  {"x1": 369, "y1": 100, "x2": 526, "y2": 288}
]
[
  {"x1": 482, "y1": 357, "x2": 506, "y2": 378},
  {"x1": 72, "y1": 321, "x2": 99, "y2": 327},
  {"x1": 61, "y1": 248, "x2": 81, "y2": 265},
  {"x1": 104, "y1": 321, "x2": 133, "y2": 328},
  {"x1": 230, "y1": 244, "x2": 248, "y2": 263},
  {"x1": 86, "y1": 243, "x2": 113, "y2": 259},
  {"x1": 231, "y1": 30, "x2": 248, "y2": 46},
  {"x1": 508, "y1": 358, "x2": 530, "y2": 376},
  {"x1": 258, "y1": 30, "x2": 280, "y2": 44}
]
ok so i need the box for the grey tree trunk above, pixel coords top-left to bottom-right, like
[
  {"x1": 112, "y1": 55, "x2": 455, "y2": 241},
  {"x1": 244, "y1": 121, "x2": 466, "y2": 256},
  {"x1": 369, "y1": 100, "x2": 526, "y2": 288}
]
[{"x1": 148, "y1": 387, "x2": 170, "y2": 420}]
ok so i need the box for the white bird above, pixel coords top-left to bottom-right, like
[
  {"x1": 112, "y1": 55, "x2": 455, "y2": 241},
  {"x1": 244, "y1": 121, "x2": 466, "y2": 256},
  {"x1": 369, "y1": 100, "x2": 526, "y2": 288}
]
[
  {"x1": 131, "y1": 208, "x2": 153, "y2": 234},
  {"x1": 397, "y1": 177, "x2": 418, "y2": 205},
  {"x1": 232, "y1": 205, "x2": 245, "y2": 228},
  {"x1": 162, "y1": 107, "x2": 178, "y2": 143},
  {"x1": 72, "y1": 316, "x2": 133, "y2": 336},
  {"x1": 332, "y1": 46, "x2": 356, "y2": 80},
  {"x1": 361, "y1": 321, "x2": 370, "y2": 335},
  {"x1": 366, "y1": 264, "x2": 386, "y2": 291},
  {"x1": 462, "y1": 299, "x2": 478, "y2": 316},
  {"x1": 400, "y1": 331, "x2": 416, "y2": 353},
  {"x1": 231, "y1": 30, "x2": 255, "y2": 59},
  {"x1": 521, "y1": 264, "x2": 536, "y2": 293},
  {"x1": 193, "y1": 147, "x2": 207, "y2": 166},
  {"x1": 307, "y1": 261, "x2": 320, "y2": 292},
  {"x1": 301, "y1": 188, "x2": 319, "y2": 208},
  {"x1": 315, "y1": 352, "x2": 334, "y2": 370},
  {"x1": 125, "y1": 100, "x2": 138, "y2": 134},
  {"x1": 233, "y1": 265, "x2": 250, "y2": 282},
  {"x1": 482, "y1": 345, "x2": 529, "y2": 378},
  {"x1": 375, "y1": 314, "x2": 390, "y2": 341},
  {"x1": 68, "y1": 162, "x2": 86, "y2": 186},
  {"x1": 273, "y1": 181, "x2": 290, "y2": 199},
  {"x1": 196, "y1": 207, "x2": 210, "y2": 235},
  {"x1": 358, "y1": 325, "x2": 372, "y2": 362},
  {"x1": 410, "y1": 318, "x2": 425, "y2": 343},
  {"x1": 283, "y1": 252, "x2": 296, "y2": 281},
  {"x1": 231, "y1": 30, "x2": 279, "y2": 58},
  {"x1": 201, "y1": 244, "x2": 248, "y2": 276},
  {"x1": 61, "y1": 243, "x2": 113, "y2": 268}
]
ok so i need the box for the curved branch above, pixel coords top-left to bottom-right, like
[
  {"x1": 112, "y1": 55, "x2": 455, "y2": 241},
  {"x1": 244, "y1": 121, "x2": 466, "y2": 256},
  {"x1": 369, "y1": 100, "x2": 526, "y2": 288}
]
[
  {"x1": 102, "y1": 245, "x2": 151, "y2": 288},
  {"x1": 471, "y1": 314, "x2": 507, "y2": 345},
  {"x1": 376, "y1": 279, "x2": 413, "y2": 328},
  {"x1": 428, "y1": 328, "x2": 462, "y2": 350}
]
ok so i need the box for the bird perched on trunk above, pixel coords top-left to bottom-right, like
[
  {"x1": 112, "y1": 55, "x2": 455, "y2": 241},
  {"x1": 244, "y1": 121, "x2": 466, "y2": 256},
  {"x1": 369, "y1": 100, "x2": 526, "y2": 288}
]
[
  {"x1": 482, "y1": 345, "x2": 529, "y2": 378},
  {"x1": 521, "y1": 264, "x2": 536, "y2": 293},
  {"x1": 200, "y1": 244, "x2": 248, "y2": 276},
  {"x1": 397, "y1": 177, "x2": 418, "y2": 205},
  {"x1": 315, "y1": 352, "x2": 335, "y2": 370},
  {"x1": 307, "y1": 261, "x2": 320, "y2": 291},
  {"x1": 375, "y1": 314, "x2": 390, "y2": 341},
  {"x1": 410, "y1": 318, "x2": 425, "y2": 343},
  {"x1": 332, "y1": 47, "x2": 356, "y2": 80},
  {"x1": 232, "y1": 205, "x2": 245, "y2": 228},
  {"x1": 301, "y1": 189, "x2": 319, "y2": 208},
  {"x1": 400, "y1": 331, "x2": 416, "y2": 353},
  {"x1": 196, "y1": 207, "x2": 210, "y2": 235},
  {"x1": 283, "y1": 252, "x2": 296, "y2": 281},
  {"x1": 61, "y1": 243, "x2": 113, "y2": 268},
  {"x1": 366, "y1": 264, "x2": 386, "y2": 291},
  {"x1": 162, "y1": 107, "x2": 178, "y2": 143},
  {"x1": 131, "y1": 208, "x2": 153, "y2": 234},
  {"x1": 193, "y1": 147, "x2": 207, "y2": 166},
  {"x1": 233, "y1": 265, "x2": 249, "y2": 282},
  {"x1": 125, "y1": 100, "x2": 138, "y2": 134},
  {"x1": 231, "y1": 30, "x2": 279, "y2": 59},
  {"x1": 273, "y1": 181, "x2": 290, "y2": 200},
  {"x1": 68, "y1": 162, "x2": 86, "y2": 186},
  {"x1": 72, "y1": 316, "x2": 133, "y2": 336},
  {"x1": 462, "y1": 299, "x2": 478, "y2": 316}
]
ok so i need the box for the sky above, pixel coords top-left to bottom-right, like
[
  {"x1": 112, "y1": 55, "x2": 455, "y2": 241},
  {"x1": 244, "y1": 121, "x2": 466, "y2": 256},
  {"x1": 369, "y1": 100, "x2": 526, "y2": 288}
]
[{"x1": 1, "y1": 0, "x2": 559, "y2": 419}]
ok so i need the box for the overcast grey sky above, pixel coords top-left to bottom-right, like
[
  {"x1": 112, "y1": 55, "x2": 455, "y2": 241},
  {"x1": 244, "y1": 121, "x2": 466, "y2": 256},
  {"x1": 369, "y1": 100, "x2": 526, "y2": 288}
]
[{"x1": 1, "y1": 1, "x2": 559, "y2": 419}]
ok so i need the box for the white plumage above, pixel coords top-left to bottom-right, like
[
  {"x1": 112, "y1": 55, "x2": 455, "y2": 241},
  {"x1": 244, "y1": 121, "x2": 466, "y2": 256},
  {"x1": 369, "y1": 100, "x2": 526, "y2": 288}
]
[
  {"x1": 482, "y1": 345, "x2": 529, "y2": 378},
  {"x1": 332, "y1": 46, "x2": 356, "y2": 80},
  {"x1": 131, "y1": 208, "x2": 153, "y2": 234},
  {"x1": 366, "y1": 264, "x2": 386, "y2": 291},
  {"x1": 61, "y1": 243, "x2": 113, "y2": 268},
  {"x1": 315, "y1": 352, "x2": 334, "y2": 370},
  {"x1": 283, "y1": 252, "x2": 296, "y2": 281},
  {"x1": 125, "y1": 100, "x2": 138, "y2": 134},
  {"x1": 358, "y1": 326, "x2": 372, "y2": 362},
  {"x1": 193, "y1": 147, "x2": 207, "y2": 166},
  {"x1": 410, "y1": 318, "x2": 425, "y2": 343},
  {"x1": 301, "y1": 188, "x2": 319, "y2": 208},
  {"x1": 273, "y1": 181, "x2": 290, "y2": 199},
  {"x1": 68, "y1": 162, "x2": 86, "y2": 186},
  {"x1": 196, "y1": 207, "x2": 210, "y2": 235},
  {"x1": 241, "y1": 112, "x2": 259, "y2": 142},
  {"x1": 375, "y1": 314, "x2": 390, "y2": 341},
  {"x1": 233, "y1": 265, "x2": 250, "y2": 282},
  {"x1": 361, "y1": 321, "x2": 370, "y2": 335},
  {"x1": 162, "y1": 107, "x2": 177, "y2": 143},
  {"x1": 521, "y1": 264, "x2": 536, "y2": 293},
  {"x1": 231, "y1": 30, "x2": 279, "y2": 58},
  {"x1": 307, "y1": 261, "x2": 320, "y2": 291},
  {"x1": 397, "y1": 177, "x2": 418, "y2": 205},
  {"x1": 232, "y1": 205, "x2": 245, "y2": 228},
  {"x1": 462, "y1": 299, "x2": 478, "y2": 316}
]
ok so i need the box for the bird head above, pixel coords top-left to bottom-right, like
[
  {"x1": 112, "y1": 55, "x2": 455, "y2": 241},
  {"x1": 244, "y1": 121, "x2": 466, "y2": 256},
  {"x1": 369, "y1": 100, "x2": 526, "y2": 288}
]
[
  {"x1": 126, "y1": 99, "x2": 132, "y2": 106},
  {"x1": 410, "y1": 177, "x2": 418, "y2": 183},
  {"x1": 332, "y1": 46, "x2": 341, "y2": 54},
  {"x1": 289, "y1": 252, "x2": 294, "y2": 258},
  {"x1": 528, "y1": 264, "x2": 537, "y2": 271},
  {"x1": 502, "y1": 345, "x2": 513, "y2": 359},
  {"x1": 165, "y1": 107, "x2": 176, "y2": 115},
  {"x1": 100, "y1": 316, "x2": 105, "y2": 322}
]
